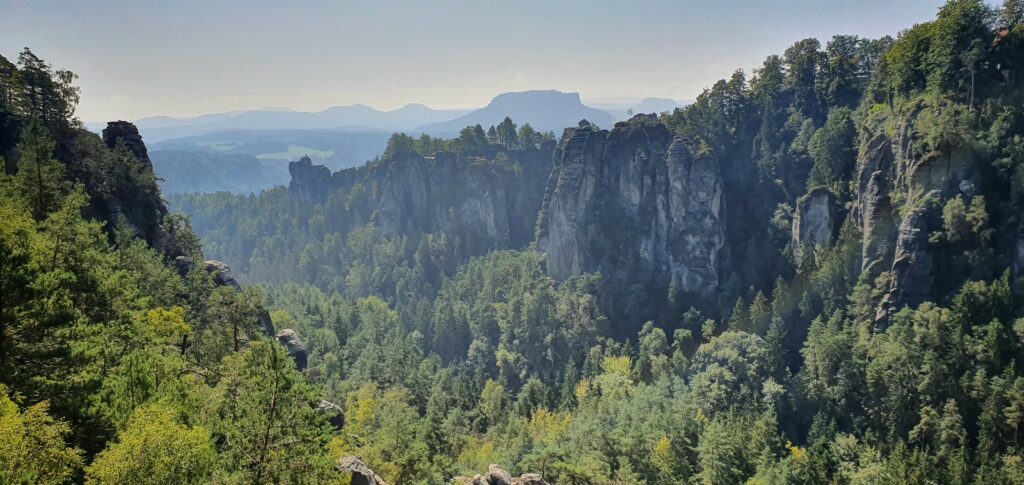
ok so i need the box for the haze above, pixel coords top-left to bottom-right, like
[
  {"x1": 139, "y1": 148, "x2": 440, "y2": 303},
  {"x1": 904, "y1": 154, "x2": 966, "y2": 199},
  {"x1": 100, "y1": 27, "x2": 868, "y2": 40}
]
[{"x1": 1, "y1": 0, "x2": 970, "y2": 122}]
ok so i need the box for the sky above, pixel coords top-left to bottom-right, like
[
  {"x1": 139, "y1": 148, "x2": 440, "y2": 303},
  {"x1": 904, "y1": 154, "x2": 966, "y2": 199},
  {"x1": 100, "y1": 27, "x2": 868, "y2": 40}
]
[{"x1": 0, "y1": 0, "x2": 985, "y2": 122}]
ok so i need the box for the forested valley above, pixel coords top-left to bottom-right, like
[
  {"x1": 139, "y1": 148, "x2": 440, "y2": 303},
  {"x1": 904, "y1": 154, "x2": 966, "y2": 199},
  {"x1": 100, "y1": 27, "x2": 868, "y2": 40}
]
[{"x1": 6, "y1": 1, "x2": 1024, "y2": 483}]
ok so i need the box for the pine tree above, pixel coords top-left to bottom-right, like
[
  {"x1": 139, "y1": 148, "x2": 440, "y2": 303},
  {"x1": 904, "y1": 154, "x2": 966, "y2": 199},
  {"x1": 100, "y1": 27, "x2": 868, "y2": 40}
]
[{"x1": 13, "y1": 123, "x2": 65, "y2": 220}]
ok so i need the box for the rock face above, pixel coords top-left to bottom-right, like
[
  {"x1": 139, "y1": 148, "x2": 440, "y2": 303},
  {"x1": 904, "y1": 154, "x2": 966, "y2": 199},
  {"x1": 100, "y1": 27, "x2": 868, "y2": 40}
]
[
  {"x1": 857, "y1": 134, "x2": 898, "y2": 280},
  {"x1": 792, "y1": 187, "x2": 836, "y2": 254},
  {"x1": 288, "y1": 144, "x2": 552, "y2": 257},
  {"x1": 536, "y1": 115, "x2": 725, "y2": 295},
  {"x1": 275, "y1": 329, "x2": 308, "y2": 371},
  {"x1": 875, "y1": 201, "x2": 939, "y2": 328},
  {"x1": 851, "y1": 105, "x2": 982, "y2": 329},
  {"x1": 103, "y1": 121, "x2": 153, "y2": 167},
  {"x1": 337, "y1": 456, "x2": 386, "y2": 485}
]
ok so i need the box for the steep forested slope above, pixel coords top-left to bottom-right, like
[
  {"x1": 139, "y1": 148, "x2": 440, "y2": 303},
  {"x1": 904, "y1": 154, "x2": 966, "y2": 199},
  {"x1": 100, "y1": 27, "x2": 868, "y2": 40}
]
[{"x1": 0, "y1": 49, "x2": 345, "y2": 483}]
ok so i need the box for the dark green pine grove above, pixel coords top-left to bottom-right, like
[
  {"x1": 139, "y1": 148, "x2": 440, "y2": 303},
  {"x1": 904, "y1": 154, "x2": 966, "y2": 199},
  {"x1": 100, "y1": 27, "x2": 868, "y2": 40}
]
[{"x1": 3, "y1": 1, "x2": 1024, "y2": 483}]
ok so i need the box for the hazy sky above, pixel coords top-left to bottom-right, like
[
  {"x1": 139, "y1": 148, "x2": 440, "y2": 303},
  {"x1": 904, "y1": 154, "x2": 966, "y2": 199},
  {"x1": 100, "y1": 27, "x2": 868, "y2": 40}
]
[{"x1": 0, "y1": 0, "x2": 978, "y2": 122}]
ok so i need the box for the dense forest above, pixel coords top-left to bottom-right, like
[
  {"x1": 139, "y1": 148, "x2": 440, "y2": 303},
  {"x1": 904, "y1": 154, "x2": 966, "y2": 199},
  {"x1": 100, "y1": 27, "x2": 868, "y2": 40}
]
[{"x1": 6, "y1": 1, "x2": 1024, "y2": 483}]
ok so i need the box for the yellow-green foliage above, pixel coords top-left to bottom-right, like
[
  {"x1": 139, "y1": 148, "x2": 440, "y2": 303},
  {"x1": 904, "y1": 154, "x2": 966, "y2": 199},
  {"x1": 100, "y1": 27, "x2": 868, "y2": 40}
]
[
  {"x1": 85, "y1": 404, "x2": 215, "y2": 485},
  {"x1": 0, "y1": 385, "x2": 82, "y2": 485}
]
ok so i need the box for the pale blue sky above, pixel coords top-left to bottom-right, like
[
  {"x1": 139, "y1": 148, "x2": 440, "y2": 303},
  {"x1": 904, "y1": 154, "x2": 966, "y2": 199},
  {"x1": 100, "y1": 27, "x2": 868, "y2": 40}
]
[{"x1": 0, "y1": 0, "x2": 986, "y2": 121}]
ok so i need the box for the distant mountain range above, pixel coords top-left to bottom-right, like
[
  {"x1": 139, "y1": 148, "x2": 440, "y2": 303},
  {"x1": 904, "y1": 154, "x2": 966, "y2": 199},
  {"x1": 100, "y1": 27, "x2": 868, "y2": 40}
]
[
  {"x1": 86, "y1": 90, "x2": 686, "y2": 143},
  {"x1": 96, "y1": 104, "x2": 470, "y2": 143}
]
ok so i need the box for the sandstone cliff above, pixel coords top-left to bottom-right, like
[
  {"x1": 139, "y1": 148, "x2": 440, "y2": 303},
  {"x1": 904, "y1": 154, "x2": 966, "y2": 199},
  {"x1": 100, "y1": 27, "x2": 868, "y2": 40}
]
[
  {"x1": 536, "y1": 115, "x2": 725, "y2": 297},
  {"x1": 852, "y1": 105, "x2": 985, "y2": 328},
  {"x1": 288, "y1": 143, "x2": 552, "y2": 256}
]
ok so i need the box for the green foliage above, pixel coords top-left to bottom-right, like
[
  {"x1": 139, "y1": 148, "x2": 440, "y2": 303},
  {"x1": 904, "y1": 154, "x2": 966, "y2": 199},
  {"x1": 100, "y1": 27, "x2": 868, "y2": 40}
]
[
  {"x1": 207, "y1": 340, "x2": 331, "y2": 483},
  {"x1": 8, "y1": 4, "x2": 1024, "y2": 483},
  {"x1": 0, "y1": 384, "x2": 82, "y2": 484},
  {"x1": 12, "y1": 122, "x2": 66, "y2": 220},
  {"x1": 807, "y1": 108, "x2": 856, "y2": 191},
  {"x1": 85, "y1": 404, "x2": 215, "y2": 485}
]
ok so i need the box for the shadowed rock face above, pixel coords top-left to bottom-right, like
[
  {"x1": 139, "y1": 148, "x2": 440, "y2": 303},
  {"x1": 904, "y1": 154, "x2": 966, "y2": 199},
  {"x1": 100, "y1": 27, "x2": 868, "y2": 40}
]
[
  {"x1": 93, "y1": 121, "x2": 183, "y2": 255},
  {"x1": 536, "y1": 115, "x2": 724, "y2": 295},
  {"x1": 288, "y1": 144, "x2": 552, "y2": 257},
  {"x1": 103, "y1": 121, "x2": 153, "y2": 167},
  {"x1": 852, "y1": 105, "x2": 983, "y2": 330}
]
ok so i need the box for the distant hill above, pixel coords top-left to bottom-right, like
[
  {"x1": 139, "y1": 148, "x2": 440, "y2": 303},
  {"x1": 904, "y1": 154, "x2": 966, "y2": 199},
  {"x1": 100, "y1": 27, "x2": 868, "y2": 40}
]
[
  {"x1": 152, "y1": 150, "x2": 289, "y2": 194},
  {"x1": 415, "y1": 90, "x2": 616, "y2": 135},
  {"x1": 587, "y1": 97, "x2": 688, "y2": 120},
  {"x1": 94, "y1": 104, "x2": 471, "y2": 142},
  {"x1": 152, "y1": 128, "x2": 391, "y2": 171}
]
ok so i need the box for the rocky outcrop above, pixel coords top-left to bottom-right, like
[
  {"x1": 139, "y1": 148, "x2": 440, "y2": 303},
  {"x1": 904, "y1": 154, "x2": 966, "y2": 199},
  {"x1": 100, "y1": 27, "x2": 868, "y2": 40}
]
[
  {"x1": 103, "y1": 121, "x2": 153, "y2": 168},
  {"x1": 73, "y1": 121, "x2": 185, "y2": 256},
  {"x1": 275, "y1": 329, "x2": 308, "y2": 371},
  {"x1": 853, "y1": 104, "x2": 983, "y2": 329},
  {"x1": 454, "y1": 464, "x2": 546, "y2": 485},
  {"x1": 317, "y1": 400, "x2": 344, "y2": 429},
  {"x1": 203, "y1": 260, "x2": 241, "y2": 289},
  {"x1": 288, "y1": 144, "x2": 552, "y2": 256},
  {"x1": 792, "y1": 187, "x2": 836, "y2": 254},
  {"x1": 337, "y1": 456, "x2": 386, "y2": 485},
  {"x1": 857, "y1": 134, "x2": 897, "y2": 280},
  {"x1": 536, "y1": 115, "x2": 725, "y2": 295},
  {"x1": 174, "y1": 257, "x2": 275, "y2": 336},
  {"x1": 876, "y1": 200, "x2": 939, "y2": 329}
]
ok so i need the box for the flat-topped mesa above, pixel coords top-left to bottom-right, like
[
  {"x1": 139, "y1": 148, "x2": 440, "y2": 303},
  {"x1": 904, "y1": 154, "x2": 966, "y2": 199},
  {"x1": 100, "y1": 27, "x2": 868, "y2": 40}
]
[{"x1": 537, "y1": 114, "x2": 724, "y2": 296}]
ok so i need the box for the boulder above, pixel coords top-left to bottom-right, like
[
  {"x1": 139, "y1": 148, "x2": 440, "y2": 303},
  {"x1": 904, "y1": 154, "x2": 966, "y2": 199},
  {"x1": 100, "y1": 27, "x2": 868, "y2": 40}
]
[
  {"x1": 517, "y1": 474, "x2": 546, "y2": 485},
  {"x1": 485, "y1": 464, "x2": 513, "y2": 485},
  {"x1": 203, "y1": 260, "x2": 240, "y2": 289},
  {"x1": 337, "y1": 456, "x2": 386, "y2": 485},
  {"x1": 317, "y1": 400, "x2": 344, "y2": 429},
  {"x1": 453, "y1": 465, "x2": 546, "y2": 485},
  {"x1": 275, "y1": 329, "x2": 308, "y2": 371},
  {"x1": 173, "y1": 255, "x2": 194, "y2": 278}
]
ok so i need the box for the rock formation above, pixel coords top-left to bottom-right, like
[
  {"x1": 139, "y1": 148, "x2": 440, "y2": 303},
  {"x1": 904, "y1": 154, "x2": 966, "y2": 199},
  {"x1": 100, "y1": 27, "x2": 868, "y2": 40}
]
[
  {"x1": 337, "y1": 456, "x2": 386, "y2": 485},
  {"x1": 275, "y1": 329, "x2": 308, "y2": 371},
  {"x1": 174, "y1": 256, "x2": 275, "y2": 336},
  {"x1": 79, "y1": 121, "x2": 185, "y2": 256},
  {"x1": 792, "y1": 187, "x2": 837, "y2": 254},
  {"x1": 852, "y1": 105, "x2": 982, "y2": 329},
  {"x1": 317, "y1": 400, "x2": 344, "y2": 429},
  {"x1": 202, "y1": 260, "x2": 241, "y2": 289},
  {"x1": 103, "y1": 121, "x2": 154, "y2": 168},
  {"x1": 454, "y1": 464, "x2": 547, "y2": 485},
  {"x1": 536, "y1": 115, "x2": 725, "y2": 295},
  {"x1": 288, "y1": 143, "x2": 552, "y2": 257}
]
